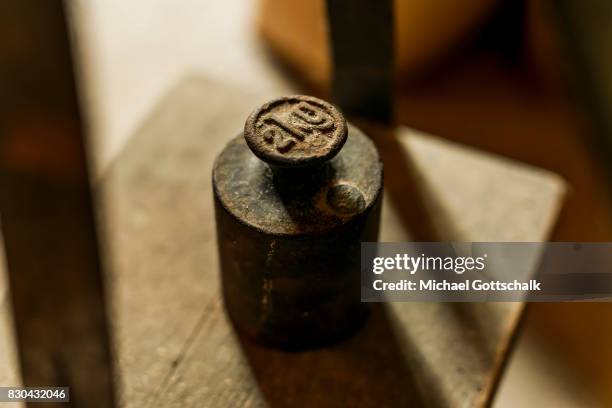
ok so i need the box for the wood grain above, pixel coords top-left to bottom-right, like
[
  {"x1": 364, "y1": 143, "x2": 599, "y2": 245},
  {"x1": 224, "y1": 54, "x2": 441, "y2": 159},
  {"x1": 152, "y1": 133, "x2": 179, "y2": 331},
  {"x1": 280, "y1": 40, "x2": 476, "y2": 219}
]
[
  {"x1": 0, "y1": 75, "x2": 565, "y2": 407},
  {"x1": 103, "y1": 76, "x2": 564, "y2": 407}
]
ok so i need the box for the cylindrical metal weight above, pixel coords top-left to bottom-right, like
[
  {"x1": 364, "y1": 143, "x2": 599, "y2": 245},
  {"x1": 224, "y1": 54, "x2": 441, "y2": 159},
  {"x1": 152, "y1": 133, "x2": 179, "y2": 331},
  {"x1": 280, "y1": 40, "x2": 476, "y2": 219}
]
[{"x1": 213, "y1": 95, "x2": 383, "y2": 349}]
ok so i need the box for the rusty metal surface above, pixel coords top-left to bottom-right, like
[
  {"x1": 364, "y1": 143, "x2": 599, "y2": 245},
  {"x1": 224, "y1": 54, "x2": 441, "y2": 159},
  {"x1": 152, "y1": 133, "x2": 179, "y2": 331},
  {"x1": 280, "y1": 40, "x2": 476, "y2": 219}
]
[
  {"x1": 214, "y1": 97, "x2": 382, "y2": 236},
  {"x1": 244, "y1": 95, "x2": 348, "y2": 168},
  {"x1": 325, "y1": 0, "x2": 394, "y2": 122},
  {"x1": 213, "y1": 96, "x2": 383, "y2": 349},
  {"x1": 0, "y1": 1, "x2": 116, "y2": 406}
]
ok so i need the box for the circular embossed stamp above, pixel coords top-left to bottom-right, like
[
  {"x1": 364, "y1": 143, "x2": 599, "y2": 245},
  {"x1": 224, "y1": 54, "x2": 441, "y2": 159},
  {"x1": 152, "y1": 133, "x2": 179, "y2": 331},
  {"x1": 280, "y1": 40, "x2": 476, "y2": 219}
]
[{"x1": 244, "y1": 95, "x2": 348, "y2": 168}]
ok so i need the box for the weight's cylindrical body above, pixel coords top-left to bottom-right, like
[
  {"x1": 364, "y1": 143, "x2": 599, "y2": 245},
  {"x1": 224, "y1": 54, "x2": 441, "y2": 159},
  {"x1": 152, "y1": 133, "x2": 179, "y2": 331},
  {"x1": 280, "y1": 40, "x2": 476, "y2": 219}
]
[{"x1": 213, "y1": 96, "x2": 382, "y2": 349}]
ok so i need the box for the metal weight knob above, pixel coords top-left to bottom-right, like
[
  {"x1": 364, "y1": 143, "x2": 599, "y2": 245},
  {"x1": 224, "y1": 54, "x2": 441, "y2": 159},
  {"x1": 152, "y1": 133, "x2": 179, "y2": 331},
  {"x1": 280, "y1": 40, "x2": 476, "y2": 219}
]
[
  {"x1": 243, "y1": 95, "x2": 348, "y2": 168},
  {"x1": 213, "y1": 95, "x2": 383, "y2": 349}
]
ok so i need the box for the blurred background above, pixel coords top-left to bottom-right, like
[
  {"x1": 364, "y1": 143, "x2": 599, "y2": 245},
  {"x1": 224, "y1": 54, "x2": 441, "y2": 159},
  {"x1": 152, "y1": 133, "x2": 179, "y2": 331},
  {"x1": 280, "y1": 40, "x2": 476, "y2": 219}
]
[{"x1": 29, "y1": 0, "x2": 612, "y2": 406}]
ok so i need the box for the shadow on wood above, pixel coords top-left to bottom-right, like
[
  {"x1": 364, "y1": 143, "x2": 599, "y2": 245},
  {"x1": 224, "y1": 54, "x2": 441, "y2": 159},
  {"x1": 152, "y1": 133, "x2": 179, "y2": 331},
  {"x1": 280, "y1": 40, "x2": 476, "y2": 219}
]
[
  {"x1": 359, "y1": 122, "x2": 446, "y2": 242},
  {"x1": 236, "y1": 304, "x2": 431, "y2": 408}
]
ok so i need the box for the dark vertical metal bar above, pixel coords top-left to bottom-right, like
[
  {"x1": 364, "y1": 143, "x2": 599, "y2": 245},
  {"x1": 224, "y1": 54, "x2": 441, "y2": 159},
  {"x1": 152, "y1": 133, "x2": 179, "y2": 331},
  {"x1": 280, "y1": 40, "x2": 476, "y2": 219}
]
[
  {"x1": 552, "y1": 0, "x2": 612, "y2": 188},
  {"x1": 326, "y1": 0, "x2": 394, "y2": 123},
  {"x1": 0, "y1": 1, "x2": 116, "y2": 407}
]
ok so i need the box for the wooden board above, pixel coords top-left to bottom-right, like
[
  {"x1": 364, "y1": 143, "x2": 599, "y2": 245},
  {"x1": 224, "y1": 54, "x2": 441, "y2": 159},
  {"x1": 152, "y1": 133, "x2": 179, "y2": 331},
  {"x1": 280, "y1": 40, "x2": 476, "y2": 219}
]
[{"x1": 0, "y1": 75, "x2": 565, "y2": 407}]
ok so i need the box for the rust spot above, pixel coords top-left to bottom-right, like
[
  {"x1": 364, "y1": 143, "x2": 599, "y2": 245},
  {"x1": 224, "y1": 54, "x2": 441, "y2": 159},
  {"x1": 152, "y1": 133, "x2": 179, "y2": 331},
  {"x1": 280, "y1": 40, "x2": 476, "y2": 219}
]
[{"x1": 244, "y1": 95, "x2": 347, "y2": 169}]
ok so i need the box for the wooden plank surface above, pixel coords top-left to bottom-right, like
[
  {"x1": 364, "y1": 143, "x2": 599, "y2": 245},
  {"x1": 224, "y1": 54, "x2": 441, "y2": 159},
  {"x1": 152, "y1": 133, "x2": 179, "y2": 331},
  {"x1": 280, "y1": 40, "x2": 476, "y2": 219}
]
[
  {"x1": 0, "y1": 75, "x2": 565, "y2": 407},
  {"x1": 103, "y1": 76, "x2": 564, "y2": 407}
]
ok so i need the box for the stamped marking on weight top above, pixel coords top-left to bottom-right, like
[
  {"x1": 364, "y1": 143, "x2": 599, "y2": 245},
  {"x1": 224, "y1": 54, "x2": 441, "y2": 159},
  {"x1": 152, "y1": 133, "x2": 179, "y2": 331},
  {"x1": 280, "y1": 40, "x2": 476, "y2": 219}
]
[{"x1": 244, "y1": 96, "x2": 348, "y2": 168}]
